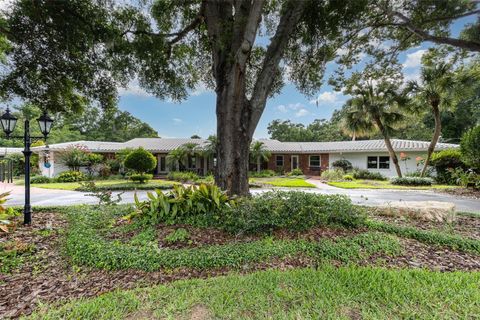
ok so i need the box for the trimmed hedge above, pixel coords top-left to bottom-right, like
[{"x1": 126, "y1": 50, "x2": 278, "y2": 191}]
[
  {"x1": 56, "y1": 170, "x2": 87, "y2": 182},
  {"x1": 351, "y1": 169, "x2": 387, "y2": 181},
  {"x1": 390, "y1": 177, "x2": 433, "y2": 186}
]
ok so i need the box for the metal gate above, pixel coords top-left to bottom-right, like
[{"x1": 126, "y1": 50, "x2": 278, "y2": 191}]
[{"x1": 0, "y1": 159, "x2": 14, "y2": 183}]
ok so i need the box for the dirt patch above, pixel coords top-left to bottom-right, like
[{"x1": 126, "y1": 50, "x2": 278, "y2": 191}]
[
  {"x1": 157, "y1": 225, "x2": 259, "y2": 249},
  {"x1": 188, "y1": 305, "x2": 212, "y2": 320},
  {"x1": 371, "y1": 213, "x2": 480, "y2": 240}
]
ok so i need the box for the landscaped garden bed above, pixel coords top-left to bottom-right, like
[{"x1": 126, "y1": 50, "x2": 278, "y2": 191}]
[
  {"x1": 22, "y1": 179, "x2": 179, "y2": 191},
  {"x1": 1, "y1": 189, "x2": 480, "y2": 318}
]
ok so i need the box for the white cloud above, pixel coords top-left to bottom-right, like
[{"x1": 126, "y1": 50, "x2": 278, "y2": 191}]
[
  {"x1": 403, "y1": 49, "x2": 426, "y2": 69},
  {"x1": 190, "y1": 82, "x2": 211, "y2": 96},
  {"x1": 277, "y1": 104, "x2": 288, "y2": 113},
  {"x1": 309, "y1": 91, "x2": 344, "y2": 106},
  {"x1": 173, "y1": 118, "x2": 183, "y2": 124},
  {"x1": 295, "y1": 108, "x2": 309, "y2": 117},
  {"x1": 118, "y1": 79, "x2": 152, "y2": 98}
]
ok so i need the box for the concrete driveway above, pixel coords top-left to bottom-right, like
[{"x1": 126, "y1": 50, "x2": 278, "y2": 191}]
[{"x1": 2, "y1": 180, "x2": 479, "y2": 213}]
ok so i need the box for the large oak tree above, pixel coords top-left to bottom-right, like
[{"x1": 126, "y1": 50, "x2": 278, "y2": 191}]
[{"x1": 1, "y1": 0, "x2": 478, "y2": 195}]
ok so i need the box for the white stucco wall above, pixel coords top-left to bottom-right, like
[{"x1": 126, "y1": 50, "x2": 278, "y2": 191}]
[
  {"x1": 329, "y1": 151, "x2": 427, "y2": 177},
  {"x1": 37, "y1": 151, "x2": 88, "y2": 177}
]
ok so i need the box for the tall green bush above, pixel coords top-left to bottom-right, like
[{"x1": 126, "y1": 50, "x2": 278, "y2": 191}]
[
  {"x1": 124, "y1": 147, "x2": 157, "y2": 174},
  {"x1": 460, "y1": 125, "x2": 480, "y2": 170},
  {"x1": 430, "y1": 149, "x2": 465, "y2": 184}
]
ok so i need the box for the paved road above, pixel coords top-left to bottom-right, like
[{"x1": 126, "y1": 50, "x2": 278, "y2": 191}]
[{"x1": 2, "y1": 180, "x2": 479, "y2": 213}]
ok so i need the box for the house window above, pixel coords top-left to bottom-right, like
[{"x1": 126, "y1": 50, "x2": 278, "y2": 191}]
[
  {"x1": 367, "y1": 156, "x2": 378, "y2": 169},
  {"x1": 379, "y1": 156, "x2": 390, "y2": 169},
  {"x1": 367, "y1": 156, "x2": 390, "y2": 169},
  {"x1": 275, "y1": 155, "x2": 284, "y2": 167},
  {"x1": 309, "y1": 155, "x2": 320, "y2": 167}
]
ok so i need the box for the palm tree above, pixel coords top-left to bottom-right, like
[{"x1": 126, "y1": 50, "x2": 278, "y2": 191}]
[
  {"x1": 249, "y1": 141, "x2": 271, "y2": 172},
  {"x1": 340, "y1": 100, "x2": 374, "y2": 141},
  {"x1": 348, "y1": 83, "x2": 408, "y2": 177},
  {"x1": 197, "y1": 135, "x2": 218, "y2": 175},
  {"x1": 166, "y1": 147, "x2": 188, "y2": 171},
  {"x1": 405, "y1": 63, "x2": 455, "y2": 177}
]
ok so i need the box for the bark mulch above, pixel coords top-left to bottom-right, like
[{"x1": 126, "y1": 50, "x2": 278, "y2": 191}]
[
  {"x1": 371, "y1": 213, "x2": 480, "y2": 240},
  {"x1": 438, "y1": 187, "x2": 480, "y2": 199},
  {"x1": 1, "y1": 211, "x2": 480, "y2": 318}
]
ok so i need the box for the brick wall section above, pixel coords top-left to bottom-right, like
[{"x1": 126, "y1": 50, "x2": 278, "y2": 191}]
[{"x1": 267, "y1": 153, "x2": 329, "y2": 176}]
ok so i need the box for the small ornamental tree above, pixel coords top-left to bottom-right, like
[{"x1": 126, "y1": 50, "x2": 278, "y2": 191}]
[
  {"x1": 124, "y1": 147, "x2": 157, "y2": 176},
  {"x1": 460, "y1": 125, "x2": 480, "y2": 171}
]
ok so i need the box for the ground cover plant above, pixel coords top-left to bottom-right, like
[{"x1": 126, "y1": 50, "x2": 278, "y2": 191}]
[{"x1": 2, "y1": 193, "x2": 480, "y2": 318}]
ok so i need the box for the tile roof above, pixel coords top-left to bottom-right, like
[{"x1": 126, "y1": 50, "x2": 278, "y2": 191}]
[
  {"x1": 28, "y1": 138, "x2": 458, "y2": 154},
  {"x1": 260, "y1": 139, "x2": 458, "y2": 153}
]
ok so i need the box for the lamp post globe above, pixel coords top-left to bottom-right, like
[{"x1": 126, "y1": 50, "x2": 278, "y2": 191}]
[
  {"x1": 0, "y1": 107, "x2": 18, "y2": 137},
  {"x1": 37, "y1": 111, "x2": 54, "y2": 138}
]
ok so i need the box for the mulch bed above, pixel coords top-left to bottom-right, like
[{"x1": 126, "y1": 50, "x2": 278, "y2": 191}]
[
  {"x1": 1, "y1": 211, "x2": 480, "y2": 318},
  {"x1": 371, "y1": 213, "x2": 480, "y2": 240},
  {"x1": 438, "y1": 187, "x2": 480, "y2": 199}
]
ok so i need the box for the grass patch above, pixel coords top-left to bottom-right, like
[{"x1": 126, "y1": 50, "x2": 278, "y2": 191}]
[
  {"x1": 27, "y1": 179, "x2": 178, "y2": 191},
  {"x1": 250, "y1": 177, "x2": 316, "y2": 188},
  {"x1": 328, "y1": 179, "x2": 457, "y2": 190},
  {"x1": 28, "y1": 266, "x2": 480, "y2": 319},
  {"x1": 365, "y1": 219, "x2": 480, "y2": 254},
  {"x1": 65, "y1": 206, "x2": 400, "y2": 271}
]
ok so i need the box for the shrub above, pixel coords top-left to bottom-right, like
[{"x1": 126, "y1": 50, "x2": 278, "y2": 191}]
[
  {"x1": 30, "y1": 175, "x2": 52, "y2": 184},
  {"x1": 79, "y1": 181, "x2": 123, "y2": 206},
  {"x1": 342, "y1": 174, "x2": 354, "y2": 181},
  {"x1": 390, "y1": 177, "x2": 433, "y2": 186},
  {"x1": 351, "y1": 168, "x2": 387, "y2": 181},
  {"x1": 332, "y1": 159, "x2": 353, "y2": 172},
  {"x1": 57, "y1": 145, "x2": 89, "y2": 171},
  {"x1": 320, "y1": 169, "x2": 344, "y2": 181},
  {"x1": 449, "y1": 168, "x2": 480, "y2": 189},
  {"x1": 222, "y1": 192, "x2": 365, "y2": 235},
  {"x1": 124, "y1": 147, "x2": 157, "y2": 174},
  {"x1": 129, "y1": 173, "x2": 153, "y2": 184},
  {"x1": 249, "y1": 169, "x2": 276, "y2": 178},
  {"x1": 128, "y1": 184, "x2": 233, "y2": 225},
  {"x1": 167, "y1": 171, "x2": 200, "y2": 182},
  {"x1": 56, "y1": 170, "x2": 87, "y2": 182},
  {"x1": 460, "y1": 125, "x2": 480, "y2": 171},
  {"x1": 287, "y1": 168, "x2": 304, "y2": 176},
  {"x1": 430, "y1": 149, "x2": 465, "y2": 184}
]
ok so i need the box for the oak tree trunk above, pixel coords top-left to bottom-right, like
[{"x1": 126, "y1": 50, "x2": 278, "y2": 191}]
[{"x1": 421, "y1": 101, "x2": 441, "y2": 177}]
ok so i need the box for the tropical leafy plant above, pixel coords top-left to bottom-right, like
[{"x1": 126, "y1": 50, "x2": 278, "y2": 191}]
[
  {"x1": 57, "y1": 145, "x2": 89, "y2": 171},
  {"x1": 250, "y1": 141, "x2": 271, "y2": 173},
  {"x1": 0, "y1": 192, "x2": 19, "y2": 233}
]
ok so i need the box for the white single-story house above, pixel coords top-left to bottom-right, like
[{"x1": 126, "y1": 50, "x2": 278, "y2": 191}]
[{"x1": 28, "y1": 138, "x2": 458, "y2": 178}]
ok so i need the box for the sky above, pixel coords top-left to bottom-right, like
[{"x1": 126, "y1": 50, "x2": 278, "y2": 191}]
[
  {"x1": 118, "y1": 15, "x2": 473, "y2": 139},
  {"x1": 0, "y1": 0, "x2": 474, "y2": 139}
]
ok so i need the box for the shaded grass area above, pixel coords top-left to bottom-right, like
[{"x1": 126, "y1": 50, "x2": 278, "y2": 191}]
[
  {"x1": 65, "y1": 206, "x2": 401, "y2": 271},
  {"x1": 328, "y1": 179, "x2": 457, "y2": 190},
  {"x1": 250, "y1": 177, "x2": 316, "y2": 188},
  {"x1": 28, "y1": 266, "x2": 480, "y2": 320},
  {"x1": 26, "y1": 179, "x2": 179, "y2": 191}
]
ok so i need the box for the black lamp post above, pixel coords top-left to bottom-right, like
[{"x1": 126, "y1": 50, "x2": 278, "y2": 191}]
[{"x1": 0, "y1": 108, "x2": 54, "y2": 225}]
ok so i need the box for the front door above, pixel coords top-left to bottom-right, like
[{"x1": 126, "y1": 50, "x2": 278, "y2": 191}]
[
  {"x1": 158, "y1": 155, "x2": 167, "y2": 174},
  {"x1": 291, "y1": 155, "x2": 299, "y2": 171}
]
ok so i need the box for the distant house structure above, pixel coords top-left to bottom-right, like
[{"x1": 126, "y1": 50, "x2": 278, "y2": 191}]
[{"x1": 29, "y1": 138, "x2": 458, "y2": 178}]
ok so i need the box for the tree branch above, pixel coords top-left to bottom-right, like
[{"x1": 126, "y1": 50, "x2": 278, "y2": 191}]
[
  {"x1": 234, "y1": 0, "x2": 265, "y2": 68},
  {"x1": 248, "y1": 0, "x2": 305, "y2": 136},
  {"x1": 392, "y1": 11, "x2": 480, "y2": 52},
  {"x1": 168, "y1": 1, "x2": 206, "y2": 46}
]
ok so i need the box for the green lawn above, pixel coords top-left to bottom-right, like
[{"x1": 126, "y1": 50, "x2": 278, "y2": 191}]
[
  {"x1": 22, "y1": 179, "x2": 179, "y2": 191},
  {"x1": 28, "y1": 266, "x2": 480, "y2": 319},
  {"x1": 250, "y1": 177, "x2": 316, "y2": 188},
  {"x1": 328, "y1": 179, "x2": 457, "y2": 190}
]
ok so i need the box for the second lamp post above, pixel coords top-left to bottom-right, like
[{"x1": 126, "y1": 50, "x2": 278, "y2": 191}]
[{"x1": 0, "y1": 108, "x2": 54, "y2": 225}]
